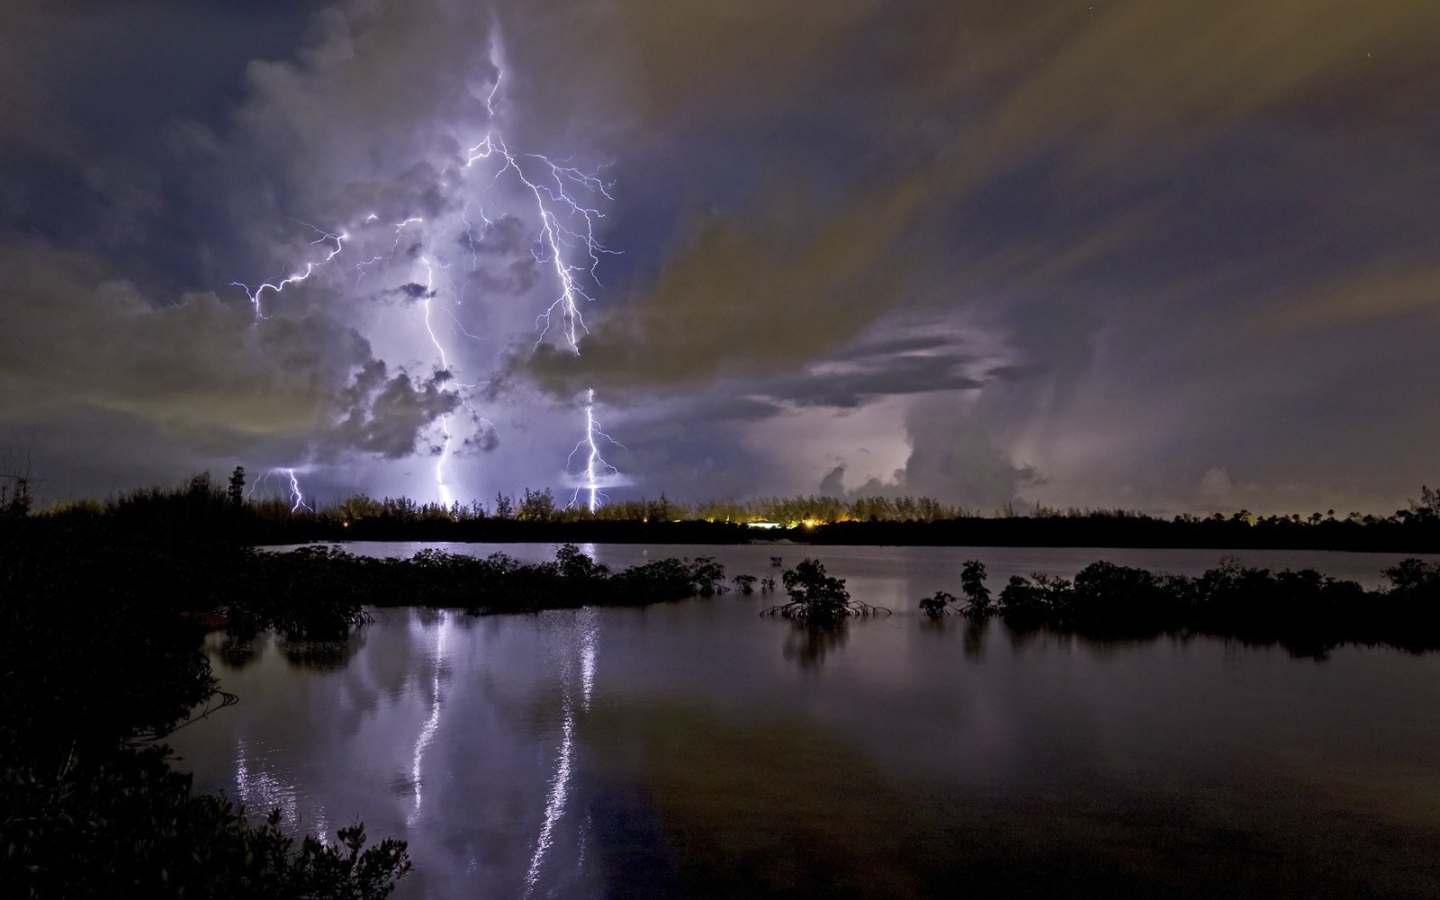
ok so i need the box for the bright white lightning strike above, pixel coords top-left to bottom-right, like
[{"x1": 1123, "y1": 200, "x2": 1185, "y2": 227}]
[
  {"x1": 567, "y1": 390, "x2": 623, "y2": 514},
  {"x1": 231, "y1": 223, "x2": 346, "y2": 318},
  {"x1": 242, "y1": 467, "x2": 311, "y2": 513},
  {"x1": 419, "y1": 252, "x2": 455, "y2": 507},
  {"x1": 466, "y1": 59, "x2": 623, "y2": 509},
  {"x1": 283, "y1": 468, "x2": 309, "y2": 513},
  {"x1": 227, "y1": 38, "x2": 626, "y2": 510},
  {"x1": 465, "y1": 136, "x2": 614, "y2": 353}
]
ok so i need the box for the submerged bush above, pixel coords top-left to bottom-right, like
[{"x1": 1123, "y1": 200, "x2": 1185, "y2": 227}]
[
  {"x1": 688, "y1": 556, "x2": 728, "y2": 596},
  {"x1": 959, "y1": 560, "x2": 993, "y2": 617},
  {"x1": 919, "y1": 590, "x2": 957, "y2": 619},
  {"x1": 765, "y1": 559, "x2": 887, "y2": 623}
]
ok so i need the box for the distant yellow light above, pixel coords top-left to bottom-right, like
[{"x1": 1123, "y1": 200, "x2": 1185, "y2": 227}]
[{"x1": 802, "y1": 519, "x2": 820, "y2": 528}]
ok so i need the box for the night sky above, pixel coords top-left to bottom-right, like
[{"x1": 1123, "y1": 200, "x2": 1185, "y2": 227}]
[{"x1": 2, "y1": 0, "x2": 1437, "y2": 515}]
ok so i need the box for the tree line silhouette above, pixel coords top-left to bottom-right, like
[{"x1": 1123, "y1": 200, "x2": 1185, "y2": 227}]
[{"x1": 26, "y1": 470, "x2": 1440, "y2": 552}]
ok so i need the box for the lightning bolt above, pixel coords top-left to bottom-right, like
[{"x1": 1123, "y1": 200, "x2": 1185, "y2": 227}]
[
  {"x1": 283, "y1": 468, "x2": 309, "y2": 513},
  {"x1": 567, "y1": 389, "x2": 623, "y2": 514},
  {"x1": 231, "y1": 222, "x2": 346, "y2": 318},
  {"x1": 418, "y1": 250, "x2": 455, "y2": 507},
  {"x1": 466, "y1": 134, "x2": 613, "y2": 352},
  {"x1": 227, "y1": 30, "x2": 624, "y2": 511},
  {"x1": 466, "y1": 57, "x2": 623, "y2": 512},
  {"x1": 244, "y1": 467, "x2": 311, "y2": 513}
]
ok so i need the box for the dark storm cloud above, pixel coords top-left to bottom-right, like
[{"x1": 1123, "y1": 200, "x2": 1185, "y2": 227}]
[
  {"x1": 392, "y1": 283, "x2": 434, "y2": 302},
  {"x1": 4, "y1": 0, "x2": 1439, "y2": 510},
  {"x1": 645, "y1": 393, "x2": 784, "y2": 427},
  {"x1": 507, "y1": 0, "x2": 1440, "y2": 510},
  {"x1": 754, "y1": 336, "x2": 986, "y2": 410},
  {"x1": 0, "y1": 244, "x2": 456, "y2": 485},
  {"x1": 461, "y1": 420, "x2": 500, "y2": 454},
  {"x1": 0, "y1": 1, "x2": 322, "y2": 285},
  {"x1": 594, "y1": 399, "x2": 785, "y2": 500},
  {"x1": 324, "y1": 360, "x2": 459, "y2": 460},
  {"x1": 518, "y1": 0, "x2": 1440, "y2": 389},
  {"x1": 465, "y1": 258, "x2": 540, "y2": 297}
]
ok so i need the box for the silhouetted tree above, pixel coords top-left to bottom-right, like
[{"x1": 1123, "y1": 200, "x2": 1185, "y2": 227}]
[
  {"x1": 227, "y1": 466, "x2": 246, "y2": 508},
  {"x1": 688, "y1": 556, "x2": 728, "y2": 596},
  {"x1": 920, "y1": 591, "x2": 956, "y2": 619},
  {"x1": 959, "y1": 559, "x2": 993, "y2": 617},
  {"x1": 766, "y1": 559, "x2": 887, "y2": 622}
]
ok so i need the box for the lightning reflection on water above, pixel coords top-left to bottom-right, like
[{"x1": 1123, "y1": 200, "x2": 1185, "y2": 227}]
[{"x1": 523, "y1": 604, "x2": 599, "y2": 898}]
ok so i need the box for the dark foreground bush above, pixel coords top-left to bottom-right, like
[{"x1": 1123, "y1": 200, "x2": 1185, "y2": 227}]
[
  {"x1": 5, "y1": 745, "x2": 409, "y2": 900},
  {"x1": 0, "y1": 517, "x2": 417, "y2": 899}
]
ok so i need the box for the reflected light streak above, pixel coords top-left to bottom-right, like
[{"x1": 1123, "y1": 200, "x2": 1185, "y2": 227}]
[
  {"x1": 523, "y1": 710, "x2": 573, "y2": 898},
  {"x1": 579, "y1": 606, "x2": 597, "y2": 709},
  {"x1": 235, "y1": 740, "x2": 329, "y2": 842},
  {"x1": 408, "y1": 614, "x2": 450, "y2": 827},
  {"x1": 523, "y1": 607, "x2": 599, "y2": 897}
]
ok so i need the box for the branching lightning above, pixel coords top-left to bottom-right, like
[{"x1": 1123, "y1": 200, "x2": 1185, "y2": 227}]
[
  {"x1": 231, "y1": 222, "x2": 346, "y2": 318},
  {"x1": 228, "y1": 33, "x2": 625, "y2": 512},
  {"x1": 465, "y1": 65, "x2": 624, "y2": 510},
  {"x1": 464, "y1": 135, "x2": 615, "y2": 353},
  {"x1": 283, "y1": 468, "x2": 309, "y2": 513},
  {"x1": 244, "y1": 467, "x2": 311, "y2": 512},
  {"x1": 567, "y1": 390, "x2": 624, "y2": 513}
]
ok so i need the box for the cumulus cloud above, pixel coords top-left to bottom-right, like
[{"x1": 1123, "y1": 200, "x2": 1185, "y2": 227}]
[
  {"x1": 818, "y1": 393, "x2": 1038, "y2": 512},
  {"x1": 0, "y1": 244, "x2": 455, "y2": 466}
]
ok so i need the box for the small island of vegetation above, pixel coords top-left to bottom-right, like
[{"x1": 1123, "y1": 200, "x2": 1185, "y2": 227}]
[{"x1": 919, "y1": 557, "x2": 1440, "y2": 659}]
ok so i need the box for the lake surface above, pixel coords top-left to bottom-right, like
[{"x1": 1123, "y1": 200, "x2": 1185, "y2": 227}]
[{"x1": 171, "y1": 544, "x2": 1440, "y2": 899}]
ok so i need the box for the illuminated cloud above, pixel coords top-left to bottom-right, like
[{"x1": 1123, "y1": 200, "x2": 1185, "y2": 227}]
[{"x1": 0, "y1": 246, "x2": 456, "y2": 463}]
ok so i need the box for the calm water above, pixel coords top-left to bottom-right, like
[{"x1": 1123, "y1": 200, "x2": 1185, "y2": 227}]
[{"x1": 171, "y1": 544, "x2": 1440, "y2": 899}]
